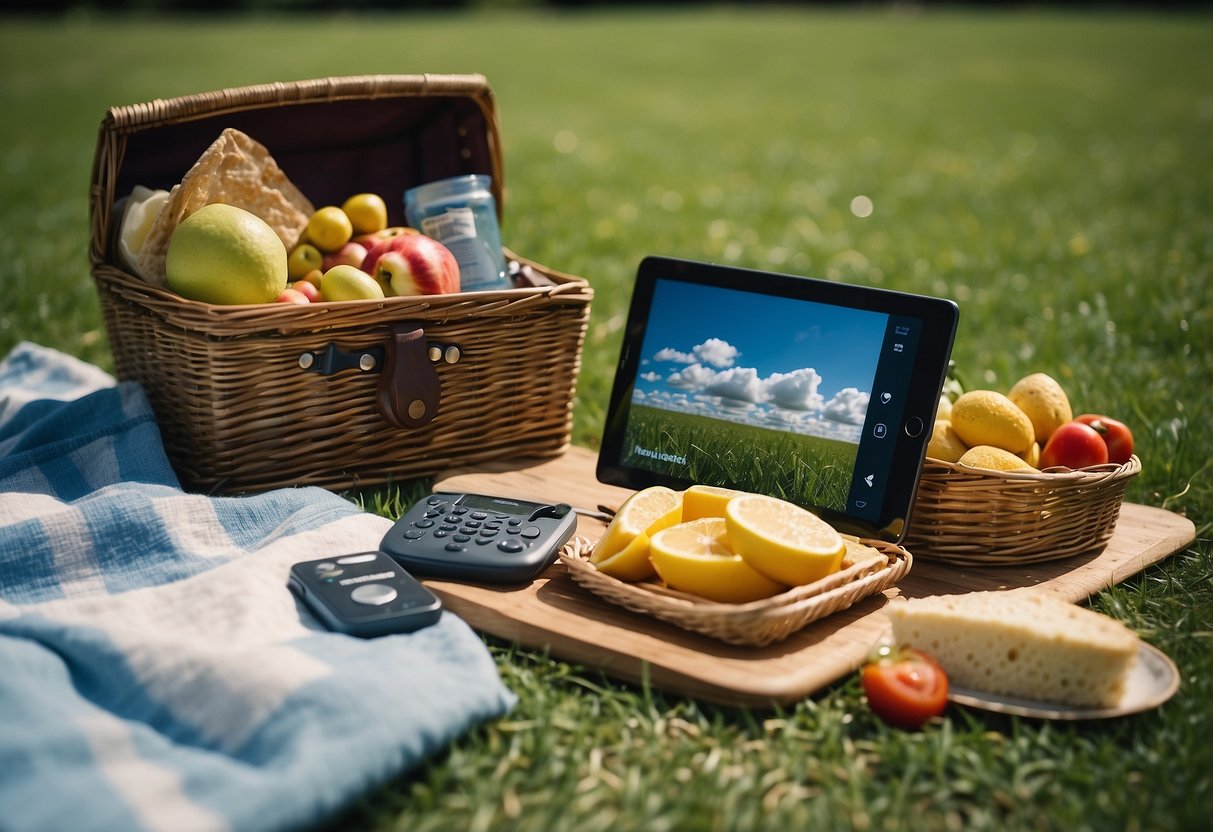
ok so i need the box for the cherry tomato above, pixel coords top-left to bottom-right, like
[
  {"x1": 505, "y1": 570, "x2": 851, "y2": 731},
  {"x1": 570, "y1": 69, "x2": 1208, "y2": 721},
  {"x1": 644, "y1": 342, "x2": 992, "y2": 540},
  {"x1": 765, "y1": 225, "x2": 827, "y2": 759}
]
[
  {"x1": 1039, "y1": 421, "x2": 1110, "y2": 470},
  {"x1": 1074, "y1": 414, "x2": 1135, "y2": 465},
  {"x1": 861, "y1": 646, "x2": 949, "y2": 729}
]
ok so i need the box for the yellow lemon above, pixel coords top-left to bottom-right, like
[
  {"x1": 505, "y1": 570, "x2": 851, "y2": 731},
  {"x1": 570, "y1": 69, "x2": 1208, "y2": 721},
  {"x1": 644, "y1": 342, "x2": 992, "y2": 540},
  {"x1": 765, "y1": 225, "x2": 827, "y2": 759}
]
[
  {"x1": 958, "y1": 445, "x2": 1038, "y2": 472},
  {"x1": 724, "y1": 494, "x2": 847, "y2": 587},
  {"x1": 649, "y1": 518, "x2": 786, "y2": 603},
  {"x1": 1007, "y1": 372, "x2": 1073, "y2": 444},
  {"x1": 681, "y1": 484, "x2": 742, "y2": 521},
  {"x1": 306, "y1": 206, "x2": 354, "y2": 253},
  {"x1": 590, "y1": 486, "x2": 682, "y2": 581},
  {"x1": 165, "y1": 204, "x2": 287, "y2": 305},
  {"x1": 926, "y1": 419, "x2": 968, "y2": 463},
  {"x1": 949, "y1": 390, "x2": 1035, "y2": 455},
  {"x1": 1021, "y1": 441, "x2": 1042, "y2": 468}
]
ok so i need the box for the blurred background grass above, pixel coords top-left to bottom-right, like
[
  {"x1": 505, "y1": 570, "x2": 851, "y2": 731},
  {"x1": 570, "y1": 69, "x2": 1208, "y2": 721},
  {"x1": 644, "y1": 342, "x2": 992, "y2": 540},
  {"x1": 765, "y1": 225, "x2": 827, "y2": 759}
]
[{"x1": 1, "y1": 6, "x2": 1211, "y2": 831}]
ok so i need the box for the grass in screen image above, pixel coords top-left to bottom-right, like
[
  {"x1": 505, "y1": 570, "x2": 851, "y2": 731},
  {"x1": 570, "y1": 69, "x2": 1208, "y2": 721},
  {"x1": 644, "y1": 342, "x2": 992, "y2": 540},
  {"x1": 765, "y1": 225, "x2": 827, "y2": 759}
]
[{"x1": 623, "y1": 403, "x2": 857, "y2": 511}]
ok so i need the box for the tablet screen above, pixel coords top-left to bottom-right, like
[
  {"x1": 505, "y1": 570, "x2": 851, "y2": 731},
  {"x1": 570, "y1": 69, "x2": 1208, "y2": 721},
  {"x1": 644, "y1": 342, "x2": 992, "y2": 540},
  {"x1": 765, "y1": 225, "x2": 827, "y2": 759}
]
[{"x1": 596, "y1": 257, "x2": 958, "y2": 542}]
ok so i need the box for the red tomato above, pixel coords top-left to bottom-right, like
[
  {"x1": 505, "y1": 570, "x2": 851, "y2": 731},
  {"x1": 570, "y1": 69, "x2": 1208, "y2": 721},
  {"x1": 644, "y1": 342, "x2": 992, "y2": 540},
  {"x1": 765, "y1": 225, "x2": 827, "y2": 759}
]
[
  {"x1": 1075, "y1": 414, "x2": 1135, "y2": 464},
  {"x1": 1039, "y1": 421, "x2": 1110, "y2": 469},
  {"x1": 861, "y1": 646, "x2": 949, "y2": 729}
]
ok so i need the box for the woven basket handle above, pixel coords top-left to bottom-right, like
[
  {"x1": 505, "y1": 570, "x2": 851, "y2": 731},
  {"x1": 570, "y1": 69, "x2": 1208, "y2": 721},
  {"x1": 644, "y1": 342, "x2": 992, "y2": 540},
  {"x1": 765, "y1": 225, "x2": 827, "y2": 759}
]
[{"x1": 378, "y1": 323, "x2": 443, "y2": 429}]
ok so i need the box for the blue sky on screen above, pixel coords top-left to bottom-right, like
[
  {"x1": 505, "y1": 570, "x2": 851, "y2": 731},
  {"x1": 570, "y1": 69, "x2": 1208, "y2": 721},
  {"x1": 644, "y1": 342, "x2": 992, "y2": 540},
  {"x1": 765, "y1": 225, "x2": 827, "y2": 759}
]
[{"x1": 632, "y1": 279, "x2": 887, "y2": 443}]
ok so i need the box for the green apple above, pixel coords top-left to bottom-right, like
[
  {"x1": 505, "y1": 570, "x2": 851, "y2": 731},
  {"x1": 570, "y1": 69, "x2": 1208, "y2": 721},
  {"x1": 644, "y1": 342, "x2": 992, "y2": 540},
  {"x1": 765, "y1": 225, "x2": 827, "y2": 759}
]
[
  {"x1": 165, "y1": 203, "x2": 287, "y2": 305},
  {"x1": 287, "y1": 243, "x2": 324, "y2": 280},
  {"x1": 320, "y1": 265, "x2": 385, "y2": 301}
]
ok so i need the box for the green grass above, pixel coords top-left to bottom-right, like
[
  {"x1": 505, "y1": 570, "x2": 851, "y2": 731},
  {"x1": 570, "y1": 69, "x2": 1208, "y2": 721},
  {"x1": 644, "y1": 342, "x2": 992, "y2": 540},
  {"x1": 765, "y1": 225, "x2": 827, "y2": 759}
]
[
  {"x1": 623, "y1": 404, "x2": 857, "y2": 511},
  {"x1": 2, "y1": 7, "x2": 1211, "y2": 831}
]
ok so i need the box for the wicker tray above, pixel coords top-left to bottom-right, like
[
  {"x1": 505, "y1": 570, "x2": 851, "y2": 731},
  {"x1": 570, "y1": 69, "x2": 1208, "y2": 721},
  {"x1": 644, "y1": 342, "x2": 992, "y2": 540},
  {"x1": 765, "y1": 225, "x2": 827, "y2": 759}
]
[
  {"x1": 559, "y1": 536, "x2": 912, "y2": 647},
  {"x1": 87, "y1": 75, "x2": 592, "y2": 494},
  {"x1": 904, "y1": 455, "x2": 1141, "y2": 565}
]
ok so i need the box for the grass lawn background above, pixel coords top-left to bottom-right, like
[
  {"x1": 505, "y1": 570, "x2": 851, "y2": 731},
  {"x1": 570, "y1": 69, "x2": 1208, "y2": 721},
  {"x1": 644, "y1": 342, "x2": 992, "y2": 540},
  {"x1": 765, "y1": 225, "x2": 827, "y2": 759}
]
[{"x1": 1, "y1": 7, "x2": 1210, "y2": 831}]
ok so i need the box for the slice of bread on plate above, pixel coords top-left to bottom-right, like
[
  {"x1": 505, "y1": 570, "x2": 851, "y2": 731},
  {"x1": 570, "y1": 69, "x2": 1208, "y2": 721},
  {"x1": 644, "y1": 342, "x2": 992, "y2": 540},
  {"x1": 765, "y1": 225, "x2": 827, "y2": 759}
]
[{"x1": 885, "y1": 590, "x2": 1138, "y2": 709}]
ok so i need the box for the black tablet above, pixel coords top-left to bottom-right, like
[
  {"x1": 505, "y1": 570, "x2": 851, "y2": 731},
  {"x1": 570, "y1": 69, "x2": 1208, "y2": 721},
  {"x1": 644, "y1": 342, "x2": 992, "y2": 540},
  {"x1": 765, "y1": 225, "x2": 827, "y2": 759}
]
[{"x1": 596, "y1": 256, "x2": 959, "y2": 543}]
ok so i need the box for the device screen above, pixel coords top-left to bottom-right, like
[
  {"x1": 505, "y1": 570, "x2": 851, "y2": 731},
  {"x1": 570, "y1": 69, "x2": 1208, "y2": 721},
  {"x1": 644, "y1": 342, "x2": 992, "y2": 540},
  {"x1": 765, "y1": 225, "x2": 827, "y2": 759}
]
[{"x1": 597, "y1": 257, "x2": 958, "y2": 542}]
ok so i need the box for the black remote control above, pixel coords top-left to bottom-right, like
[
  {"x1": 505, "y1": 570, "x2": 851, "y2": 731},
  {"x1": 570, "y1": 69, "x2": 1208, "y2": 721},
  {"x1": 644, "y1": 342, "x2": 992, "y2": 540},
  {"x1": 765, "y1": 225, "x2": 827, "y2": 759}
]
[
  {"x1": 288, "y1": 552, "x2": 443, "y2": 638},
  {"x1": 380, "y1": 492, "x2": 577, "y2": 583}
]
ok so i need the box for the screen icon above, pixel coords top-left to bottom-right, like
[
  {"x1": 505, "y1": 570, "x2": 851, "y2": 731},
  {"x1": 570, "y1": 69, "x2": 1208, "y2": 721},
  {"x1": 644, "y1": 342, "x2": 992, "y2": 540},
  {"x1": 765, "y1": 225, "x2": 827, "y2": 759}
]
[
  {"x1": 873, "y1": 423, "x2": 888, "y2": 438},
  {"x1": 880, "y1": 392, "x2": 892, "y2": 404}
]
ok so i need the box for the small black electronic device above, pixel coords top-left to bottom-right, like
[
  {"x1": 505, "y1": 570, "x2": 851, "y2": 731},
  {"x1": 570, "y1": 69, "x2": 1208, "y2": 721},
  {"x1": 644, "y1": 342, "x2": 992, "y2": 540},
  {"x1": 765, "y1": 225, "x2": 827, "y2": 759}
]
[
  {"x1": 597, "y1": 256, "x2": 959, "y2": 543},
  {"x1": 380, "y1": 492, "x2": 577, "y2": 583},
  {"x1": 288, "y1": 552, "x2": 443, "y2": 638}
]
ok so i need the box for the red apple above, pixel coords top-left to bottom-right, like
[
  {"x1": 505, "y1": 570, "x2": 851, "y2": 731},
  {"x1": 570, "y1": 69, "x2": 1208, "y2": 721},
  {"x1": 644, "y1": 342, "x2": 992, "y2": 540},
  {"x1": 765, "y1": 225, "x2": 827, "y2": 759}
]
[
  {"x1": 290, "y1": 280, "x2": 321, "y2": 303},
  {"x1": 321, "y1": 240, "x2": 368, "y2": 271},
  {"x1": 275, "y1": 287, "x2": 311, "y2": 305},
  {"x1": 353, "y1": 225, "x2": 419, "y2": 250},
  {"x1": 363, "y1": 233, "x2": 460, "y2": 296}
]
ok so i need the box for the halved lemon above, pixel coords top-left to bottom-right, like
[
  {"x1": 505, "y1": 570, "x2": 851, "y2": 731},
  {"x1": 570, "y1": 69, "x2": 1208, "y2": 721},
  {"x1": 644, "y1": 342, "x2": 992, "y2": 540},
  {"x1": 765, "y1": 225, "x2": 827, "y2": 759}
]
[
  {"x1": 590, "y1": 486, "x2": 682, "y2": 581},
  {"x1": 724, "y1": 494, "x2": 846, "y2": 587},
  {"x1": 649, "y1": 518, "x2": 786, "y2": 603},
  {"x1": 681, "y1": 484, "x2": 742, "y2": 521}
]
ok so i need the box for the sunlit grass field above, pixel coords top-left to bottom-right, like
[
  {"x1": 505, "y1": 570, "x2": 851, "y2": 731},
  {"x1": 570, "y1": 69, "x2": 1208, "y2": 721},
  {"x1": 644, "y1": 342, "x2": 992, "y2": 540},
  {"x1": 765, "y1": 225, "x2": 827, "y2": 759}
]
[{"x1": 1, "y1": 7, "x2": 1210, "y2": 832}]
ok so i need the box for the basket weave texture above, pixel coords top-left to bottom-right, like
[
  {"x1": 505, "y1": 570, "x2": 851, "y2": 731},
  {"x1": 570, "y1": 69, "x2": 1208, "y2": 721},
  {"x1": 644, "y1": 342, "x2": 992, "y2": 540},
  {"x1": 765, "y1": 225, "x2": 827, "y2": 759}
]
[
  {"x1": 905, "y1": 455, "x2": 1141, "y2": 565},
  {"x1": 88, "y1": 75, "x2": 592, "y2": 494},
  {"x1": 559, "y1": 536, "x2": 912, "y2": 647}
]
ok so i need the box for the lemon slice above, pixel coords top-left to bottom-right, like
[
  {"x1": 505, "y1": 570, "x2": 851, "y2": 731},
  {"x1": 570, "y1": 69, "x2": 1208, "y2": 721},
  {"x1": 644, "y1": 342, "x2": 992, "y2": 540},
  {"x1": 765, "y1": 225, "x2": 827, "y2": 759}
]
[
  {"x1": 681, "y1": 484, "x2": 742, "y2": 521},
  {"x1": 649, "y1": 518, "x2": 786, "y2": 603},
  {"x1": 590, "y1": 486, "x2": 682, "y2": 581},
  {"x1": 725, "y1": 494, "x2": 846, "y2": 587}
]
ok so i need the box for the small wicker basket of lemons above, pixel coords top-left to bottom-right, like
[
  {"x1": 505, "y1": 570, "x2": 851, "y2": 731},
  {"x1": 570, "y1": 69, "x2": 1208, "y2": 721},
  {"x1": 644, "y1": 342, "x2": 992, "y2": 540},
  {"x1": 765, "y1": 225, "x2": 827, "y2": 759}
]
[
  {"x1": 559, "y1": 486, "x2": 911, "y2": 646},
  {"x1": 905, "y1": 372, "x2": 1141, "y2": 566}
]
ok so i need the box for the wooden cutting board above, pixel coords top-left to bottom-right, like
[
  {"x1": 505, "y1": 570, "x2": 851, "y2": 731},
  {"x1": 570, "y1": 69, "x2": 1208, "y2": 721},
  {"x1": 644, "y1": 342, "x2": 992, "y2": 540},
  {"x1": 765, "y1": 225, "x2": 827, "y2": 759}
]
[{"x1": 428, "y1": 447, "x2": 1195, "y2": 707}]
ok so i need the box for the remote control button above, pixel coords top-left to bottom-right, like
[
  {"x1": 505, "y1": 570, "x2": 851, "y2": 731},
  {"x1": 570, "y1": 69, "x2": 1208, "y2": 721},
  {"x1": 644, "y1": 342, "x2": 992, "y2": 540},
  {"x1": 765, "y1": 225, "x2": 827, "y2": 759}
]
[
  {"x1": 507, "y1": 519, "x2": 522, "y2": 527},
  {"x1": 423, "y1": 509, "x2": 442, "y2": 519},
  {"x1": 484, "y1": 522, "x2": 502, "y2": 531},
  {"x1": 506, "y1": 527, "x2": 521, "y2": 535},
  {"x1": 426, "y1": 496, "x2": 444, "y2": 505},
  {"x1": 414, "y1": 519, "x2": 435, "y2": 529},
  {"x1": 494, "y1": 513, "x2": 511, "y2": 521},
  {"x1": 451, "y1": 507, "x2": 469, "y2": 515},
  {"x1": 433, "y1": 530, "x2": 449, "y2": 538},
  {"x1": 444, "y1": 514, "x2": 461, "y2": 523},
  {"x1": 454, "y1": 534, "x2": 471, "y2": 543},
  {"x1": 350, "y1": 583, "x2": 397, "y2": 606},
  {"x1": 476, "y1": 538, "x2": 494, "y2": 546},
  {"x1": 403, "y1": 529, "x2": 425, "y2": 540},
  {"x1": 470, "y1": 511, "x2": 488, "y2": 520},
  {"x1": 444, "y1": 542, "x2": 466, "y2": 553},
  {"x1": 440, "y1": 523, "x2": 458, "y2": 532},
  {"x1": 479, "y1": 528, "x2": 499, "y2": 537},
  {"x1": 497, "y1": 539, "x2": 525, "y2": 554},
  {"x1": 521, "y1": 526, "x2": 542, "y2": 539},
  {"x1": 463, "y1": 520, "x2": 482, "y2": 529}
]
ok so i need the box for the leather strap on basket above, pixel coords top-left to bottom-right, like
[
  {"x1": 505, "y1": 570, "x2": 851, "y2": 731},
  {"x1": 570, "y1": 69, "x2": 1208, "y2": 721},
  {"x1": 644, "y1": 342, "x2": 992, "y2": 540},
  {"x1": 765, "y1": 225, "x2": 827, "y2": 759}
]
[{"x1": 378, "y1": 323, "x2": 441, "y2": 429}]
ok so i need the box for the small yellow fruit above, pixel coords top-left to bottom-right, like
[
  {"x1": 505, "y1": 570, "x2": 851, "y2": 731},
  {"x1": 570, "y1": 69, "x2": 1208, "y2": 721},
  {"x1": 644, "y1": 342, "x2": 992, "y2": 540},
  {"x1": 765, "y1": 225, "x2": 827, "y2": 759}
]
[
  {"x1": 1021, "y1": 441, "x2": 1041, "y2": 468},
  {"x1": 590, "y1": 486, "x2": 682, "y2": 581},
  {"x1": 1008, "y1": 372, "x2": 1073, "y2": 444},
  {"x1": 681, "y1": 484, "x2": 742, "y2": 521},
  {"x1": 936, "y1": 394, "x2": 953, "y2": 421},
  {"x1": 725, "y1": 494, "x2": 847, "y2": 587},
  {"x1": 958, "y1": 445, "x2": 1038, "y2": 472},
  {"x1": 926, "y1": 419, "x2": 969, "y2": 463},
  {"x1": 949, "y1": 390, "x2": 1035, "y2": 454},
  {"x1": 649, "y1": 518, "x2": 786, "y2": 603},
  {"x1": 165, "y1": 203, "x2": 287, "y2": 305},
  {"x1": 306, "y1": 206, "x2": 354, "y2": 253},
  {"x1": 341, "y1": 193, "x2": 389, "y2": 236}
]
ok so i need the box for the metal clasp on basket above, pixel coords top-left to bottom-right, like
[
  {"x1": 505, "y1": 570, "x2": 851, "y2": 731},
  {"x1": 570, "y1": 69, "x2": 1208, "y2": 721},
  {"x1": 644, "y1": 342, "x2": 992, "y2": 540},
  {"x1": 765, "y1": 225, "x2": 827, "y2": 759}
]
[{"x1": 296, "y1": 325, "x2": 462, "y2": 430}]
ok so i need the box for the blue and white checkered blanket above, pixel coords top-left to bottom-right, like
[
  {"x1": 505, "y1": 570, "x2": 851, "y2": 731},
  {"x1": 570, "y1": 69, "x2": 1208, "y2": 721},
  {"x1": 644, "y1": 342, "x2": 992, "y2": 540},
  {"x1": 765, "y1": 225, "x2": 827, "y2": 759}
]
[{"x1": 0, "y1": 343, "x2": 515, "y2": 832}]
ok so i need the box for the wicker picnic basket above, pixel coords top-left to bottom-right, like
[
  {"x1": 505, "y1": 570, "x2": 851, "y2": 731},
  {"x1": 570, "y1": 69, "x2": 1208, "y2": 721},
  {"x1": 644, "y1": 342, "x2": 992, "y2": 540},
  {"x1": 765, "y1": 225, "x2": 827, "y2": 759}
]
[
  {"x1": 88, "y1": 75, "x2": 592, "y2": 494},
  {"x1": 559, "y1": 536, "x2": 912, "y2": 647},
  {"x1": 904, "y1": 455, "x2": 1141, "y2": 565}
]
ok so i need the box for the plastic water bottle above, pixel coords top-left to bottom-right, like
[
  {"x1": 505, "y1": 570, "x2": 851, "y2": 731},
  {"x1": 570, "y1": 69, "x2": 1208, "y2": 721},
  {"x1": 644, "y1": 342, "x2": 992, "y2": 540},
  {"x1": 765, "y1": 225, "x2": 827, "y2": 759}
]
[{"x1": 404, "y1": 174, "x2": 512, "y2": 292}]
